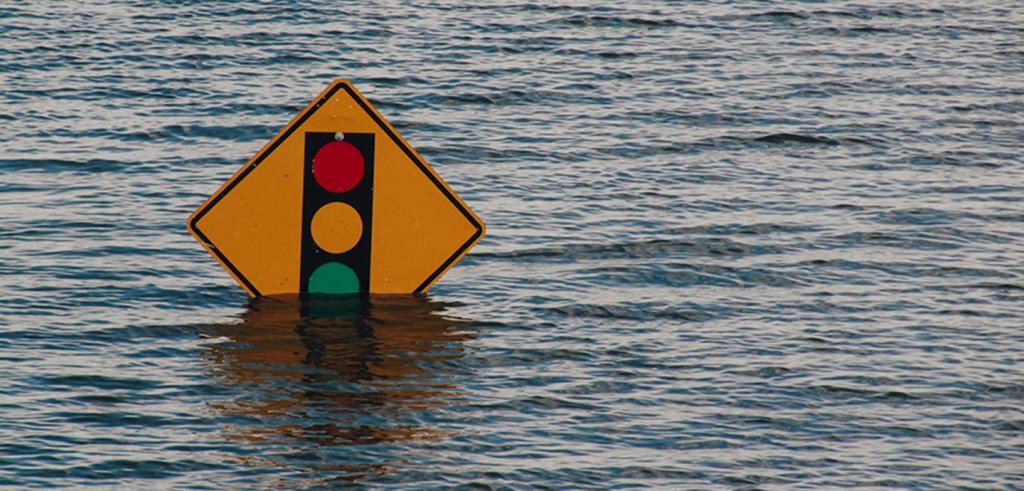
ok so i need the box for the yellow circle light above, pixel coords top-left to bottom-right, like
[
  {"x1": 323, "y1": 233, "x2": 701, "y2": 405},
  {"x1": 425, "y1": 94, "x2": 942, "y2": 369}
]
[{"x1": 310, "y1": 202, "x2": 363, "y2": 254}]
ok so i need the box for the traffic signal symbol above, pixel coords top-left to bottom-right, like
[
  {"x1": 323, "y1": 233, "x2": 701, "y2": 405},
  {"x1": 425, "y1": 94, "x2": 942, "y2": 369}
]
[{"x1": 300, "y1": 132, "x2": 375, "y2": 295}]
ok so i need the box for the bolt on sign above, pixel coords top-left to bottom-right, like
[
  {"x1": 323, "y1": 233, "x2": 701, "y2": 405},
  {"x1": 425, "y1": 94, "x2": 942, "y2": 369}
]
[{"x1": 188, "y1": 79, "x2": 485, "y2": 296}]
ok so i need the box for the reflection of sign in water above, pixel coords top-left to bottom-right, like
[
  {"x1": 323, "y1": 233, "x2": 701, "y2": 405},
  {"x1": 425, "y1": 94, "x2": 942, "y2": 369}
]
[
  {"x1": 188, "y1": 79, "x2": 485, "y2": 297},
  {"x1": 199, "y1": 296, "x2": 474, "y2": 480}
]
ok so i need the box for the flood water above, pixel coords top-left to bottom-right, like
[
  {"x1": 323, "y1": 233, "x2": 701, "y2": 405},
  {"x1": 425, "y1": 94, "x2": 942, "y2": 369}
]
[{"x1": 2, "y1": 1, "x2": 1023, "y2": 488}]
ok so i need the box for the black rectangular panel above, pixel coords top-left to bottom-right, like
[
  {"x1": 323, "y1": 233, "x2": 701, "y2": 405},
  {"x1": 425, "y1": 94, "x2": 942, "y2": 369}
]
[{"x1": 300, "y1": 132, "x2": 374, "y2": 295}]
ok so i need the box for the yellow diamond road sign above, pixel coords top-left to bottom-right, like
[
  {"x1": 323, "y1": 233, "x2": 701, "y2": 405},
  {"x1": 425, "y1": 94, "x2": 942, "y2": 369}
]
[{"x1": 188, "y1": 79, "x2": 485, "y2": 296}]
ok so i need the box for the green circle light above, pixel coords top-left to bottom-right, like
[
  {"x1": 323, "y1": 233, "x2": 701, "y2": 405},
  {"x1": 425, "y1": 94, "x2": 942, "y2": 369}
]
[{"x1": 308, "y1": 262, "x2": 360, "y2": 295}]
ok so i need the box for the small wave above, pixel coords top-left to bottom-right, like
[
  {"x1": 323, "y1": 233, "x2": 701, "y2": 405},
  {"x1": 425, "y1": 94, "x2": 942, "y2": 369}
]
[
  {"x1": 551, "y1": 14, "x2": 683, "y2": 28},
  {"x1": 753, "y1": 133, "x2": 840, "y2": 146},
  {"x1": 33, "y1": 374, "x2": 163, "y2": 391},
  {"x1": 33, "y1": 124, "x2": 275, "y2": 144},
  {"x1": 545, "y1": 303, "x2": 717, "y2": 322},
  {"x1": 993, "y1": 420, "x2": 1024, "y2": 432},
  {"x1": 745, "y1": 11, "x2": 810, "y2": 21},
  {"x1": 364, "y1": 75, "x2": 429, "y2": 86},
  {"x1": 0, "y1": 158, "x2": 131, "y2": 173},
  {"x1": 808, "y1": 384, "x2": 925, "y2": 402},
  {"x1": 476, "y1": 236, "x2": 786, "y2": 262},
  {"x1": 951, "y1": 101, "x2": 1024, "y2": 113},
  {"x1": 414, "y1": 88, "x2": 613, "y2": 107},
  {"x1": 809, "y1": 6, "x2": 939, "y2": 19},
  {"x1": 816, "y1": 26, "x2": 900, "y2": 36}
]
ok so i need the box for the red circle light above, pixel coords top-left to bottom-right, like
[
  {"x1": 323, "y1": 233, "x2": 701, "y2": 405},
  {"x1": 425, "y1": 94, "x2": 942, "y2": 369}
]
[{"x1": 312, "y1": 141, "x2": 364, "y2": 193}]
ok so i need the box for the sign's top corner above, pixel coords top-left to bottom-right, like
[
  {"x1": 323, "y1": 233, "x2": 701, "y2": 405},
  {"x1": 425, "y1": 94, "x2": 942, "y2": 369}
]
[{"x1": 330, "y1": 78, "x2": 354, "y2": 89}]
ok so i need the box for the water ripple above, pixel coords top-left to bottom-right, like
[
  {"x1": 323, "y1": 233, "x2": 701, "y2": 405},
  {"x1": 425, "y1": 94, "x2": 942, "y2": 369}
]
[{"x1": 1, "y1": 0, "x2": 1023, "y2": 488}]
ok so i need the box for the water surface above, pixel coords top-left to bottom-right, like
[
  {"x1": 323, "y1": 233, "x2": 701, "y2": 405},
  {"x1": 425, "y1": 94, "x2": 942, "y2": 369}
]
[{"x1": 1, "y1": 1, "x2": 1023, "y2": 488}]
